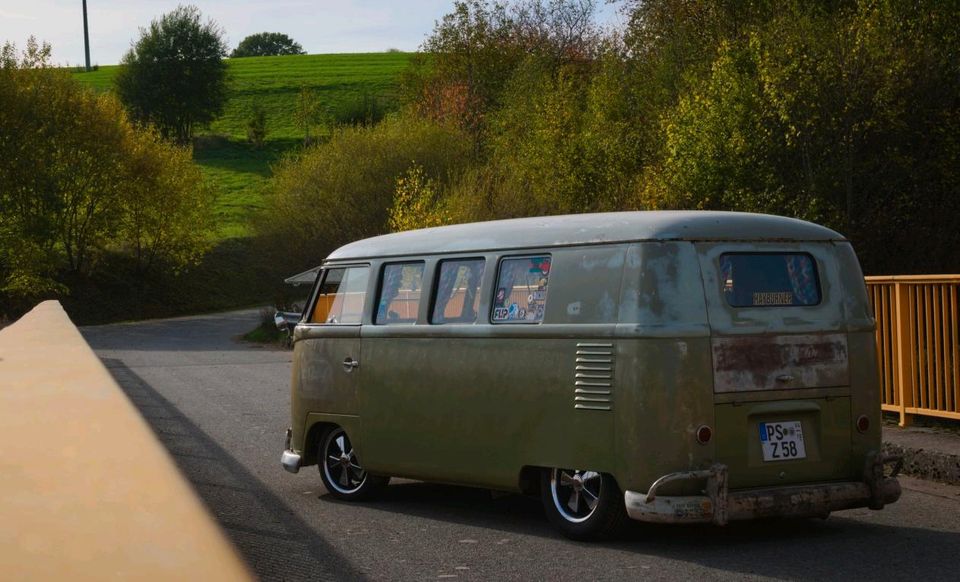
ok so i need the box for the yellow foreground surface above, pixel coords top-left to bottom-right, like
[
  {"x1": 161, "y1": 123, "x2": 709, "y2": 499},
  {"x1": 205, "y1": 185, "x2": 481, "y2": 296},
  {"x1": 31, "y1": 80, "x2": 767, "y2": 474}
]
[{"x1": 0, "y1": 302, "x2": 251, "y2": 581}]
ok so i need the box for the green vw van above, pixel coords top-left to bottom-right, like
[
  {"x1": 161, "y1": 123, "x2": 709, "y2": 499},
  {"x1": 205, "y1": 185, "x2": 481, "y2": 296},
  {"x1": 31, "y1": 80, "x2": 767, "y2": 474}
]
[{"x1": 281, "y1": 211, "x2": 901, "y2": 539}]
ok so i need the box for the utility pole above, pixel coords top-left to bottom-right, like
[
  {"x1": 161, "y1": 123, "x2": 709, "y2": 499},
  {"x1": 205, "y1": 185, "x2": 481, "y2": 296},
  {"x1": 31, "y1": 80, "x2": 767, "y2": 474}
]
[{"x1": 82, "y1": 0, "x2": 91, "y2": 71}]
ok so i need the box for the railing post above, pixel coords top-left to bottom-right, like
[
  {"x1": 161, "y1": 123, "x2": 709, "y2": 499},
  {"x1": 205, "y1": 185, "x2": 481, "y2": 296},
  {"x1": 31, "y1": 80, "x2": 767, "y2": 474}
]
[{"x1": 893, "y1": 281, "x2": 914, "y2": 427}]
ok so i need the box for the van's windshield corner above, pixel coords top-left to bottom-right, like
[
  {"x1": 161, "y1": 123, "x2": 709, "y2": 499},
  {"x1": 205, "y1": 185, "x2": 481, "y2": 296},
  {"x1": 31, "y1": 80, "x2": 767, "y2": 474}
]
[
  {"x1": 310, "y1": 266, "x2": 369, "y2": 324},
  {"x1": 719, "y1": 253, "x2": 821, "y2": 308}
]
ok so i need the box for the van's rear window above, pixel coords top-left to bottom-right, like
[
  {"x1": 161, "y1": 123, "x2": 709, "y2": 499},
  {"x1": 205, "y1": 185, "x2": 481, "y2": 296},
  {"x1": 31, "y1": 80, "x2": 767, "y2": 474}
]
[{"x1": 720, "y1": 253, "x2": 820, "y2": 307}]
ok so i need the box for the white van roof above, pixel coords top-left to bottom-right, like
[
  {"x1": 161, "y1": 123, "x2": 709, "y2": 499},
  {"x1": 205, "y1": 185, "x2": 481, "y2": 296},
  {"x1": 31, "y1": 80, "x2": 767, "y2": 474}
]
[{"x1": 326, "y1": 211, "x2": 845, "y2": 261}]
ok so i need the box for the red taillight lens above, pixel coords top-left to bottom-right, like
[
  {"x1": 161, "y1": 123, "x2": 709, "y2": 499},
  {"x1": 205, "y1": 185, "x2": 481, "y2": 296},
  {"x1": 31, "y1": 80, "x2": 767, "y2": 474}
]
[
  {"x1": 696, "y1": 425, "x2": 712, "y2": 445},
  {"x1": 856, "y1": 415, "x2": 870, "y2": 433}
]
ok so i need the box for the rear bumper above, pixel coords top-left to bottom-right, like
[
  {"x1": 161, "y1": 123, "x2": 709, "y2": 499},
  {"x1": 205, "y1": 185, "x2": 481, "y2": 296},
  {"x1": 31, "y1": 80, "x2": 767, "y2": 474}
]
[
  {"x1": 281, "y1": 428, "x2": 302, "y2": 474},
  {"x1": 624, "y1": 453, "x2": 903, "y2": 525}
]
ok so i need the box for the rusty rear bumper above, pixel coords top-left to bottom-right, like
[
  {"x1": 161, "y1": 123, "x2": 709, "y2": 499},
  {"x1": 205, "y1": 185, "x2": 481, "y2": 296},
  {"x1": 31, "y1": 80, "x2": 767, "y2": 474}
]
[{"x1": 624, "y1": 453, "x2": 903, "y2": 525}]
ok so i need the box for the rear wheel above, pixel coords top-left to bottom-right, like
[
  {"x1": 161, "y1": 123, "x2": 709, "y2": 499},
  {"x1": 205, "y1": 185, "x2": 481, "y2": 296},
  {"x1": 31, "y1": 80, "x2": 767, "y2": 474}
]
[
  {"x1": 318, "y1": 427, "x2": 388, "y2": 500},
  {"x1": 540, "y1": 468, "x2": 629, "y2": 540}
]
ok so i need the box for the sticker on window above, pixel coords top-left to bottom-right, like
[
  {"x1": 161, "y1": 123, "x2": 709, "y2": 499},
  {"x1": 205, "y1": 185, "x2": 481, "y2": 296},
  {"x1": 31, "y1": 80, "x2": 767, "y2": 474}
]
[
  {"x1": 492, "y1": 256, "x2": 551, "y2": 323},
  {"x1": 720, "y1": 253, "x2": 820, "y2": 307}
]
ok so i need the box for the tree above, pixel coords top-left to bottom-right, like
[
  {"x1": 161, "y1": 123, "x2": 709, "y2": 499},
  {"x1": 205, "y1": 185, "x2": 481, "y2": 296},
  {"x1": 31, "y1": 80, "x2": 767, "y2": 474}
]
[
  {"x1": 231, "y1": 32, "x2": 305, "y2": 57},
  {"x1": 405, "y1": 0, "x2": 599, "y2": 148},
  {"x1": 638, "y1": 1, "x2": 960, "y2": 273},
  {"x1": 294, "y1": 86, "x2": 330, "y2": 145},
  {"x1": 119, "y1": 128, "x2": 216, "y2": 277},
  {"x1": 246, "y1": 104, "x2": 267, "y2": 147},
  {"x1": 389, "y1": 164, "x2": 450, "y2": 231},
  {"x1": 0, "y1": 38, "x2": 215, "y2": 312},
  {"x1": 114, "y1": 5, "x2": 228, "y2": 144},
  {"x1": 257, "y1": 115, "x2": 472, "y2": 271}
]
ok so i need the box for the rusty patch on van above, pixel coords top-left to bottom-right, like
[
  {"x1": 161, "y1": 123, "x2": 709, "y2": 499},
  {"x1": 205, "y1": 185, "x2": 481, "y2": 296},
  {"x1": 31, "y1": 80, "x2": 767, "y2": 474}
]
[{"x1": 711, "y1": 333, "x2": 849, "y2": 393}]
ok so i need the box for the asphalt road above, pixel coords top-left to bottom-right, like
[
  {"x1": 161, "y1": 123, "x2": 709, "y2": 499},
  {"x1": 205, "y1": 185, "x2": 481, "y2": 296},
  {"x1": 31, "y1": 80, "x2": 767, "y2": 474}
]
[{"x1": 82, "y1": 310, "x2": 960, "y2": 582}]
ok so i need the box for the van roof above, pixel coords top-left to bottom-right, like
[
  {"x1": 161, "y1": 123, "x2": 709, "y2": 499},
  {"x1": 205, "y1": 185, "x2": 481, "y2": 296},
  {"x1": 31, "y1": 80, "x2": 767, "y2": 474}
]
[{"x1": 326, "y1": 211, "x2": 845, "y2": 261}]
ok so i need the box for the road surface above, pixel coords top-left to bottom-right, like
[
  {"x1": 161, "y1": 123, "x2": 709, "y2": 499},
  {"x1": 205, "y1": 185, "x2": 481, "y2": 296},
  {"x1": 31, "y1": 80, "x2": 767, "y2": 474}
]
[{"x1": 82, "y1": 310, "x2": 960, "y2": 581}]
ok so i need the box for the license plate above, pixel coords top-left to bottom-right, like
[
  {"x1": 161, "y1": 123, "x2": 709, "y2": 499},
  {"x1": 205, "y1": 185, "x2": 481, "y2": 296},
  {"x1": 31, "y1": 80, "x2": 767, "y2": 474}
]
[{"x1": 759, "y1": 421, "x2": 806, "y2": 462}]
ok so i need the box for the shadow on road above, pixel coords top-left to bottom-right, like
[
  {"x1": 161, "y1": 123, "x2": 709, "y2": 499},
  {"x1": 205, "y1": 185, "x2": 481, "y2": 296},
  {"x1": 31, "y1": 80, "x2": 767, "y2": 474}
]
[
  {"x1": 102, "y1": 359, "x2": 364, "y2": 582},
  {"x1": 101, "y1": 357, "x2": 959, "y2": 581},
  {"x1": 337, "y1": 478, "x2": 960, "y2": 580}
]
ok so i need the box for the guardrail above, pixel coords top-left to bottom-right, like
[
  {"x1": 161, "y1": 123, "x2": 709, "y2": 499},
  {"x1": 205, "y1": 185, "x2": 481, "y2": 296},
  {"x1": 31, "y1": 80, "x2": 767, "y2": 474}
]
[
  {"x1": 0, "y1": 301, "x2": 252, "y2": 580},
  {"x1": 867, "y1": 275, "x2": 960, "y2": 426}
]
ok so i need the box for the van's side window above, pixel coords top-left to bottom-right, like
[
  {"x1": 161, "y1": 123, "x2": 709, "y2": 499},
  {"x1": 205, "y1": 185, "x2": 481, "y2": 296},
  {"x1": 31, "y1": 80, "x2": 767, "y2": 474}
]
[
  {"x1": 432, "y1": 259, "x2": 485, "y2": 324},
  {"x1": 492, "y1": 255, "x2": 551, "y2": 323},
  {"x1": 720, "y1": 253, "x2": 820, "y2": 307},
  {"x1": 376, "y1": 262, "x2": 425, "y2": 324},
  {"x1": 310, "y1": 266, "x2": 369, "y2": 324}
]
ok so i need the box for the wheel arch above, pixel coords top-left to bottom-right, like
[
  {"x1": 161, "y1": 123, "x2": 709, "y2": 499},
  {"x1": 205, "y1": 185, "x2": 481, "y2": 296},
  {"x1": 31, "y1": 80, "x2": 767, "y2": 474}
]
[
  {"x1": 518, "y1": 465, "x2": 545, "y2": 496},
  {"x1": 301, "y1": 421, "x2": 337, "y2": 467}
]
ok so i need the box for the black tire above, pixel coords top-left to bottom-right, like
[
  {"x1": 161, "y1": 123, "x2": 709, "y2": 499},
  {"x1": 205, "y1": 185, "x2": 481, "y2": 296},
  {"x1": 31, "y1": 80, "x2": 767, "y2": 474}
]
[
  {"x1": 540, "y1": 468, "x2": 629, "y2": 541},
  {"x1": 318, "y1": 426, "x2": 389, "y2": 501}
]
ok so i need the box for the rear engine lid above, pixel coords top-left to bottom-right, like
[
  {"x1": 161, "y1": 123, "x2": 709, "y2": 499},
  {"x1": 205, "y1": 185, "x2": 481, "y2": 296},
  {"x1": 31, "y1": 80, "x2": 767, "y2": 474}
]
[
  {"x1": 695, "y1": 242, "x2": 854, "y2": 394},
  {"x1": 712, "y1": 333, "x2": 849, "y2": 393}
]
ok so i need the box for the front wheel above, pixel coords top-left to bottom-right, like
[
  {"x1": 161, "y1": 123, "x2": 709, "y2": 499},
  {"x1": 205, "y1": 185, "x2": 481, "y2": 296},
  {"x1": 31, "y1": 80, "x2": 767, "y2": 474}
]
[
  {"x1": 318, "y1": 427, "x2": 388, "y2": 501},
  {"x1": 540, "y1": 468, "x2": 629, "y2": 540}
]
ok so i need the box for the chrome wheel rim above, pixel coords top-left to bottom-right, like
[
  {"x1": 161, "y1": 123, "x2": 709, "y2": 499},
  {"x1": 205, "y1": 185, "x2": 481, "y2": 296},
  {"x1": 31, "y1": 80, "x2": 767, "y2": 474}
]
[
  {"x1": 322, "y1": 428, "x2": 367, "y2": 494},
  {"x1": 550, "y1": 468, "x2": 602, "y2": 523}
]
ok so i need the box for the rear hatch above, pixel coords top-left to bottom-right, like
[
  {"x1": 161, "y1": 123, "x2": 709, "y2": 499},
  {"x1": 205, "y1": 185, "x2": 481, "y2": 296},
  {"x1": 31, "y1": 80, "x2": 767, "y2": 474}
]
[{"x1": 697, "y1": 243, "x2": 856, "y2": 489}]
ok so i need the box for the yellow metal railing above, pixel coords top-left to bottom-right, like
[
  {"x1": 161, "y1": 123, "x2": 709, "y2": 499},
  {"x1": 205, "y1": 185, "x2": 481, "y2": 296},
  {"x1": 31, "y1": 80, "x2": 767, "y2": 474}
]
[{"x1": 866, "y1": 275, "x2": 960, "y2": 426}]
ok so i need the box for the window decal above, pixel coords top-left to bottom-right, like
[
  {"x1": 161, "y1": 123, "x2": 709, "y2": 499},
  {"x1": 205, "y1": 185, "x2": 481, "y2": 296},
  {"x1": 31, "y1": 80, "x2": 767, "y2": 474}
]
[
  {"x1": 720, "y1": 253, "x2": 820, "y2": 307},
  {"x1": 492, "y1": 256, "x2": 551, "y2": 323}
]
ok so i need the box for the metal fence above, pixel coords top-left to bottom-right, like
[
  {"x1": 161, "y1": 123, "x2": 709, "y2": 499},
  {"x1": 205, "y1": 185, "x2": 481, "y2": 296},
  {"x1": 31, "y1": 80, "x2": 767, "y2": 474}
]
[{"x1": 866, "y1": 275, "x2": 960, "y2": 426}]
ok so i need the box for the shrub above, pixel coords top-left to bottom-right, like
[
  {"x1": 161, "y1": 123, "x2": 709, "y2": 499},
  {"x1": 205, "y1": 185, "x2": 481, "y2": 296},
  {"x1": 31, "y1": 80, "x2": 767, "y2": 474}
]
[
  {"x1": 258, "y1": 114, "x2": 472, "y2": 271},
  {"x1": 246, "y1": 104, "x2": 268, "y2": 148},
  {"x1": 0, "y1": 38, "x2": 215, "y2": 314},
  {"x1": 389, "y1": 164, "x2": 450, "y2": 231}
]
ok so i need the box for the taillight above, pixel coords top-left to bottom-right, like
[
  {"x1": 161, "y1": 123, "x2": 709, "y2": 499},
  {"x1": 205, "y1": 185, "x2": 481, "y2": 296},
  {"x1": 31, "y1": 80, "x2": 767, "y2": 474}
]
[
  {"x1": 696, "y1": 425, "x2": 712, "y2": 445},
  {"x1": 856, "y1": 415, "x2": 870, "y2": 433}
]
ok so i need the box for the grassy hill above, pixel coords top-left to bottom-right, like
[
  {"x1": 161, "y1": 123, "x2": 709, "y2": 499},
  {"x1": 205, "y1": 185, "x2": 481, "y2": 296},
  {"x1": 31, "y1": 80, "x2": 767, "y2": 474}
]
[{"x1": 73, "y1": 52, "x2": 412, "y2": 238}]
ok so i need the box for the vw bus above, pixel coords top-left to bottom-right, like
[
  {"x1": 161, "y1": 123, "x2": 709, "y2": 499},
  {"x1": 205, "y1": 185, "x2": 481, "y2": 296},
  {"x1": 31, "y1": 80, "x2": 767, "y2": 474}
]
[{"x1": 281, "y1": 211, "x2": 902, "y2": 539}]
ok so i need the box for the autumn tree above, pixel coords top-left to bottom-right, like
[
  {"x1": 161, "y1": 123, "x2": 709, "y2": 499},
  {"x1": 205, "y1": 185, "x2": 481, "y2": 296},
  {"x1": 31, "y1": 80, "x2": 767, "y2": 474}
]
[
  {"x1": 639, "y1": 0, "x2": 960, "y2": 273},
  {"x1": 0, "y1": 38, "x2": 215, "y2": 313},
  {"x1": 258, "y1": 115, "x2": 471, "y2": 271},
  {"x1": 405, "y1": 0, "x2": 599, "y2": 147}
]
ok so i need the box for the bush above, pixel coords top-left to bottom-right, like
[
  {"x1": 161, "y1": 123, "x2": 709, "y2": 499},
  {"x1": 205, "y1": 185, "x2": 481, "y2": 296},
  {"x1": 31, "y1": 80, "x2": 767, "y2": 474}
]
[
  {"x1": 243, "y1": 307, "x2": 285, "y2": 344},
  {"x1": 389, "y1": 164, "x2": 450, "y2": 231},
  {"x1": 246, "y1": 104, "x2": 268, "y2": 147},
  {"x1": 334, "y1": 91, "x2": 388, "y2": 127},
  {"x1": 257, "y1": 114, "x2": 473, "y2": 271},
  {"x1": 0, "y1": 38, "x2": 216, "y2": 317}
]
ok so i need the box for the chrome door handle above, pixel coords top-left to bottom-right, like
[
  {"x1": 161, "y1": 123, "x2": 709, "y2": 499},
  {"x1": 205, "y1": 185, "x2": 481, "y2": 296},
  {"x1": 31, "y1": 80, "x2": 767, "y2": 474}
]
[{"x1": 342, "y1": 357, "x2": 359, "y2": 372}]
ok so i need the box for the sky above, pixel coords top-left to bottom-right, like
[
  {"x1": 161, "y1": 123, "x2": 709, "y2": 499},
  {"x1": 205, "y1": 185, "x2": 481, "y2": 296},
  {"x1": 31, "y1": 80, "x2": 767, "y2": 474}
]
[{"x1": 0, "y1": 1, "x2": 625, "y2": 67}]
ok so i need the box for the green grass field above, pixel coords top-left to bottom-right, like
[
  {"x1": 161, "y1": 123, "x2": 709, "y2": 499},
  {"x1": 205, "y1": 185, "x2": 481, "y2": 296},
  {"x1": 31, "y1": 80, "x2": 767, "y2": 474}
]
[{"x1": 73, "y1": 52, "x2": 412, "y2": 238}]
